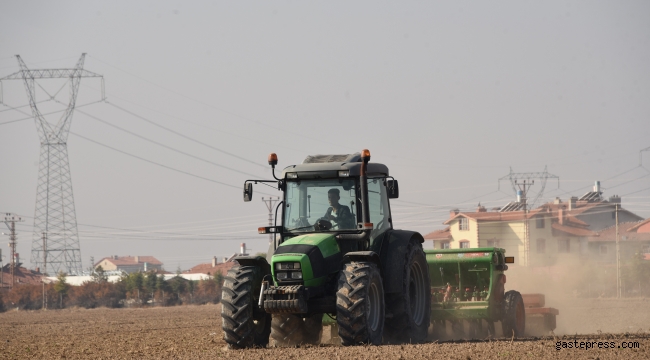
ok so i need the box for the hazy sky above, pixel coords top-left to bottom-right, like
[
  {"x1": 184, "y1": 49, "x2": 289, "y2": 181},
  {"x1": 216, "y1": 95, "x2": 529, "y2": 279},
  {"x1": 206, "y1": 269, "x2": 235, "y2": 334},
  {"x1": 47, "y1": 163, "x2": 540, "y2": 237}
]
[{"x1": 1, "y1": 1, "x2": 649, "y2": 271}]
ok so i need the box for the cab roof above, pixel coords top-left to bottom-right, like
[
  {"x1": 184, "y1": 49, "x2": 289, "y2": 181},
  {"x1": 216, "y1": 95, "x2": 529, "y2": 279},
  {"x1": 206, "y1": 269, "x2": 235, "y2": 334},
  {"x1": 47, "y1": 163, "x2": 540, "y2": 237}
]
[{"x1": 281, "y1": 152, "x2": 389, "y2": 178}]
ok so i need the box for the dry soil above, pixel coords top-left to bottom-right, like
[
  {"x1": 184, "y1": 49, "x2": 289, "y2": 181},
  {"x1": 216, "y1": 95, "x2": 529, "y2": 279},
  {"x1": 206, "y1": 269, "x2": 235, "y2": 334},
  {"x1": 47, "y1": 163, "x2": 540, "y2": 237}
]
[{"x1": 1, "y1": 301, "x2": 650, "y2": 359}]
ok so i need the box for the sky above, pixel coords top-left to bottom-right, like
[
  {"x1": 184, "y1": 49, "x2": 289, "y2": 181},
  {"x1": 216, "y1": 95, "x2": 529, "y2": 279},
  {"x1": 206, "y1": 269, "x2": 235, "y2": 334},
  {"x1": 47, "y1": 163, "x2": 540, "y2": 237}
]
[{"x1": 1, "y1": 1, "x2": 649, "y2": 272}]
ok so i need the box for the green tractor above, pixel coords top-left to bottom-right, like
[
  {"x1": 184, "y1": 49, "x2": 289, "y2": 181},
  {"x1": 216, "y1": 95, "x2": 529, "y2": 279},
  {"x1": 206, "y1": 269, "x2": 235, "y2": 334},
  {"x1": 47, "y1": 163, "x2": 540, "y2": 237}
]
[{"x1": 221, "y1": 150, "x2": 431, "y2": 348}]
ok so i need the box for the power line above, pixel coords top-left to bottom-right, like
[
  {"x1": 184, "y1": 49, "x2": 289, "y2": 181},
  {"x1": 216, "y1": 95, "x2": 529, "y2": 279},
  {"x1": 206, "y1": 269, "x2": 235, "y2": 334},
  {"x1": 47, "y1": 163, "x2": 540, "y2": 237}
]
[
  {"x1": 73, "y1": 105, "x2": 263, "y2": 178},
  {"x1": 79, "y1": 84, "x2": 304, "y2": 153},
  {"x1": 69, "y1": 131, "x2": 238, "y2": 189},
  {"x1": 107, "y1": 101, "x2": 268, "y2": 169},
  {"x1": 0, "y1": 100, "x2": 104, "y2": 125},
  {"x1": 88, "y1": 55, "x2": 337, "y2": 148}
]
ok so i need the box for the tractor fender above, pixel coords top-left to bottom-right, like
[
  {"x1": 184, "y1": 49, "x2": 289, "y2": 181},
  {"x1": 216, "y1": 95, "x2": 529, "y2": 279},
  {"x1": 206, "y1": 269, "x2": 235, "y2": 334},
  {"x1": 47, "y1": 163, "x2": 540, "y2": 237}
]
[
  {"x1": 342, "y1": 251, "x2": 380, "y2": 265},
  {"x1": 377, "y1": 230, "x2": 425, "y2": 294},
  {"x1": 234, "y1": 255, "x2": 271, "y2": 275}
]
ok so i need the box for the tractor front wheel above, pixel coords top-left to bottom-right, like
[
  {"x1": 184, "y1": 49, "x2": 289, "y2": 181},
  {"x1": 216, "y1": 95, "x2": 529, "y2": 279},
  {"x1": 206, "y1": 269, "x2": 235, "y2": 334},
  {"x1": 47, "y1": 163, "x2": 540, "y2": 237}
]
[
  {"x1": 502, "y1": 290, "x2": 525, "y2": 338},
  {"x1": 221, "y1": 265, "x2": 271, "y2": 349},
  {"x1": 336, "y1": 262, "x2": 385, "y2": 345}
]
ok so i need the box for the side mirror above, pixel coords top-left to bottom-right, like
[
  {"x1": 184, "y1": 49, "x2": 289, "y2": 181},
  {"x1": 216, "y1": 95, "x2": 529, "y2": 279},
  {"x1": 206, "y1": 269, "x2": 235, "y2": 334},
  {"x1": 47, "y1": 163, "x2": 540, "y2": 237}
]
[
  {"x1": 386, "y1": 179, "x2": 399, "y2": 199},
  {"x1": 243, "y1": 183, "x2": 253, "y2": 202}
]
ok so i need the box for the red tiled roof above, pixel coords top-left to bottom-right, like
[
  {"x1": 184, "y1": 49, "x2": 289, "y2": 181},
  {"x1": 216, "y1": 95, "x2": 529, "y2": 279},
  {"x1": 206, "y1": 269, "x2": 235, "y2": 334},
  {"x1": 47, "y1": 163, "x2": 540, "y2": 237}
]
[
  {"x1": 444, "y1": 209, "x2": 544, "y2": 225},
  {"x1": 423, "y1": 227, "x2": 452, "y2": 241},
  {"x1": 540, "y1": 201, "x2": 642, "y2": 221},
  {"x1": 96, "y1": 256, "x2": 163, "y2": 266},
  {"x1": 587, "y1": 222, "x2": 650, "y2": 242},
  {"x1": 0, "y1": 266, "x2": 44, "y2": 287},
  {"x1": 628, "y1": 218, "x2": 650, "y2": 233},
  {"x1": 552, "y1": 223, "x2": 598, "y2": 237},
  {"x1": 184, "y1": 261, "x2": 234, "y2": 276}
]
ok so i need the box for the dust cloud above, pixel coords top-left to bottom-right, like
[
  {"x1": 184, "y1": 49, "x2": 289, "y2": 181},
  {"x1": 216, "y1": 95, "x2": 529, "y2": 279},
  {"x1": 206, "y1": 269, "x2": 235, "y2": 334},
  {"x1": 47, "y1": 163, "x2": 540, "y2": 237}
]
[{"x1": 506, "y1": 257, "x2": 650, "y2": 335}]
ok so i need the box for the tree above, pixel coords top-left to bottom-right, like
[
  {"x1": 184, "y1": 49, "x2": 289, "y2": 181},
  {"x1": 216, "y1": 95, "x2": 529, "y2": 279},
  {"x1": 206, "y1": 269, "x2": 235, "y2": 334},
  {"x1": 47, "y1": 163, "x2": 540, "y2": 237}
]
[
  {"x1": 91, "y1": 265, "x2": 108, "y2": 283},
  {"x1": 214, "y1": 271, "x2": 225, "y2": 287},
  {"x1": 170, "y1": 276, "x2": 186, "y2": 299},
  {"x1": 53, "y1": 272, "x2": 69, "y2": 308},
  {"x1": 156, "y1": 274, "x2": 169, "y2": 305},
  {"x1": 144, "y1": 272, "x2": 158, "y2": 300},
  {"x1": 125, "y1": 272, "x2": 144, "y2": 300}
]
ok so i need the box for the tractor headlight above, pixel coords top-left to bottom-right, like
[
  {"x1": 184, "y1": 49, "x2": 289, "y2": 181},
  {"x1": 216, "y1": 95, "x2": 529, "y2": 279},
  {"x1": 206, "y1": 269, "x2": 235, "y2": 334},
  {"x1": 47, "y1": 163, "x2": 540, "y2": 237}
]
[
  {"x1": 291, "y1": 271, "x2": 303, "y2": 279},
  {"x1": 276, "y1": 272, "x2": 288, "y2": 280},
  {"x1": 276, "y1": 262, "x2": 301, "y2": 270}
]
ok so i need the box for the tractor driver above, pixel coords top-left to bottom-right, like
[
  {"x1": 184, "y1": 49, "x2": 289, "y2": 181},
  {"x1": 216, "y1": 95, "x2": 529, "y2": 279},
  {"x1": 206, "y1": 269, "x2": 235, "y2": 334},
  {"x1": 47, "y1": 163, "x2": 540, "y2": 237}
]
[{"x1": 324, "y1": 188, "x2": 355, "y2": 229}]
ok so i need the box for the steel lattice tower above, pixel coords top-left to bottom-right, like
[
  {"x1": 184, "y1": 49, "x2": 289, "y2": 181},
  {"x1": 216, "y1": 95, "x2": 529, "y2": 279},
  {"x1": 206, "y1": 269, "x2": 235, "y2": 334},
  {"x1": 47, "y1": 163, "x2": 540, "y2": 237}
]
[{"x1": 0, "y1": 54, "x2": 103, "y2": 275}]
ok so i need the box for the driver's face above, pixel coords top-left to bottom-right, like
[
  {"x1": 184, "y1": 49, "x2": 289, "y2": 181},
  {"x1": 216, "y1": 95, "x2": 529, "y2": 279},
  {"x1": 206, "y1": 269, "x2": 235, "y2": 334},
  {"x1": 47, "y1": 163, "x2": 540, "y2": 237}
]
[{"x1": 328, "y1": 193, "x2": 340, "y2": 206}]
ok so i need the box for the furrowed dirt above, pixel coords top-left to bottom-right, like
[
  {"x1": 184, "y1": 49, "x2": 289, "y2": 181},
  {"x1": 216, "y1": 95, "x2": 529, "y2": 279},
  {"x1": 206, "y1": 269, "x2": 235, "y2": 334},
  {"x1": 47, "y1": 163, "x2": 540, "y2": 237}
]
[{"x1": 1, "y1": 301, "x2": 650, "y2": 359}]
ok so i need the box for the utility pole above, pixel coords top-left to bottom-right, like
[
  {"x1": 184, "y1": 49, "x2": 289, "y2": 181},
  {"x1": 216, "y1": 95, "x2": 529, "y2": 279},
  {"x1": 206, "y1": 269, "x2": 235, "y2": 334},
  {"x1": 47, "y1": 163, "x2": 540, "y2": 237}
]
[
  {"x1": 516, "y1": 180, "x2": 532, "y2": 267},
  {"x1": 3, "y1": 213, "x2": 24, "y2": 289},
  {"x1": 616, "y1": 204, "x2": 621, "y2": 298},
  {"x1": 262, "y1": 197, "x2": 280, "y2": 245},
  {"x1": 42, "y1": 233, "x2": 47, "y2": 275},
  {"x1": 499, "y1": 168, "x2": 560, "y2": 267}
]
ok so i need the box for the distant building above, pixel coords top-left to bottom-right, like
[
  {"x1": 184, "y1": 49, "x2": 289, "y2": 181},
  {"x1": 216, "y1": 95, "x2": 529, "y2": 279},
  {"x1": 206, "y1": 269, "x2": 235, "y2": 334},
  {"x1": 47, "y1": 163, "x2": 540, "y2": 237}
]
[
  {"x1": 184, "y1": 256, "x2": 234, "y2": 277},
  {"x1": 1, "y1": 265, "x2": 43, "y2": 288},
  {"x1": 424, "y1": 182, "x2": 647, "y2": 267},
  {"x1": 587, "y1": 219, "x2": 650, "y2": 263},
  {"x1": 94, "y1": 255, "x2": 163, "y2": 274}
]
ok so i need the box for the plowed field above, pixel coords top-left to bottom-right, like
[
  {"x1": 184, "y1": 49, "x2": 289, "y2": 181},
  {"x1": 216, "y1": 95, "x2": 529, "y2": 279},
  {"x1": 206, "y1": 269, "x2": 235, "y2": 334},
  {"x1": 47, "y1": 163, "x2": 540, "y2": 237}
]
[{"x1": 1, "y1": 299, "x2": 650, "y2": 359}]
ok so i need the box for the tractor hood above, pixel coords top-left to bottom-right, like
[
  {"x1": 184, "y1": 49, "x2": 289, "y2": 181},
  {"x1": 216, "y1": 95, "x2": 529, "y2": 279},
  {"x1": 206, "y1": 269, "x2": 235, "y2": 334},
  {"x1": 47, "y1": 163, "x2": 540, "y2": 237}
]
[
  {"x1": 278, "y1": 233, "x2": 340, "y2": 258},
  {"x1": 272, "y1": 233, "x2": 342, "y2": 287}
]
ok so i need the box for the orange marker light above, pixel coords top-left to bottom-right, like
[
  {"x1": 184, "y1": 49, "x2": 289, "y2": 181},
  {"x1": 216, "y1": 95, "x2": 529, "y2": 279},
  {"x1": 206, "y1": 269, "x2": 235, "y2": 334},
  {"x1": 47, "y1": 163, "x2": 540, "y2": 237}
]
[
  {"x1": 258, "y1": 227, "x2": 267, "y2": 234},
  {"x1": 361, "y1": 149, "x2": 371, "y2": 161},
  {"x1": 268, "y1": 153, "x2": 278, "y2": 166}
]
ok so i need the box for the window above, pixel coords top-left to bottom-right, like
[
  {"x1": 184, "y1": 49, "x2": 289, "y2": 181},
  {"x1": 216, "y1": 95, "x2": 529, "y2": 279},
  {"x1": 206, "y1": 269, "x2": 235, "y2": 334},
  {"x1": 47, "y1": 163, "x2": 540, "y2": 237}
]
[
  {"x1": 536, "y1": 217, "x2": 545, "y2": 229},
  {"x1": 367, "y1": 178, "x2": 391, "y2": 241},
  {"x1": 459, "y1": 217, "x2": 469, "y2": 231},
  {"x1": 599, "y1": 245, "x2": 608, "y2": 255},
  {"x1": 487, "y1": 239, "x2": 499, "y2": 248},
  {"x1": 440, "y1": 241, "x2": 450, "y2": 249},
  {"x1": 537, "y1": 239, "x2": 546, "y2": 254},
  {"x1": 459, "y1": 240, "x2": 470, "y2": 249},
  {"x1": 558, "y1": 239, "x2": 570, "y2": 253},
  {"x1": 284, "y1": 179, "x2": 357, "y2": 233}
]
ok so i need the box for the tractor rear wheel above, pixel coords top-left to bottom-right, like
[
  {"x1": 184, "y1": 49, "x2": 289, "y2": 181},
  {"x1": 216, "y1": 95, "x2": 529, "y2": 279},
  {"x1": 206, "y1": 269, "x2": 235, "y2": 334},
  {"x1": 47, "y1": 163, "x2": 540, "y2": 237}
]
[
  {"x1": 303, "y1": 313, "x2": 324, "y2": 344},
  {"x1": 221, "y1": 265, "x2": 271, "y2": 349},
  {"x1": 502, "y1": 290, "x2": 525, "y2": 338},
  {"x1": 384, "y1": 239, "x2": 431, "y2": 343},
  {"x1": 270, "y1": 313, "x2": 323, "y2": 346},
  {"x1": 270, "y1": 314, "x2": 305, "y2": 346},
  {"x1": 336, "y1": 261, "x2": 385, "y2": 345}
]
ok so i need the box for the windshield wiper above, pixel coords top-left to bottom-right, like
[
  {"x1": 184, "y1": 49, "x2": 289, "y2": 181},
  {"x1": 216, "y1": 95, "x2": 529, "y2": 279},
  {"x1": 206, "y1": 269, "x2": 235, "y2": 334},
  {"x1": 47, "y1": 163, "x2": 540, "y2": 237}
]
[{"x1": 286, "y1": 224, "x2": 315, "y2": 232}]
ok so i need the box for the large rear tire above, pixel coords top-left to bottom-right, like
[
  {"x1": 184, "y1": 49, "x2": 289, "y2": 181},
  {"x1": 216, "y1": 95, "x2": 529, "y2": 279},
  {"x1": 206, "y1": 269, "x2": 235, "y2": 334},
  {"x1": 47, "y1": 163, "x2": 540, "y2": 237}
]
[
  {"x1": 221, "y1": 265, "x2": 271, "y2": 349},
  {"x1": 336, "y1": 262, "x2": 385, "y2": 345},
  {"x1": 502, "y1": 290, "x2": 525, "y2": 338},
  {"x1": 384, "y1": 239, "x2": 431, "y2": 343}
]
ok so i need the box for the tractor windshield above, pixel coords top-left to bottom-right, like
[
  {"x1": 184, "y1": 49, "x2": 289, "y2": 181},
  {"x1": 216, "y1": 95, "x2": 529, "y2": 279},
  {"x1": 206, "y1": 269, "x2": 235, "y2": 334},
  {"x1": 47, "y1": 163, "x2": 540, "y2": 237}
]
[{"x1": 283, "y1": 178, "x2": 358, "y2": 233}]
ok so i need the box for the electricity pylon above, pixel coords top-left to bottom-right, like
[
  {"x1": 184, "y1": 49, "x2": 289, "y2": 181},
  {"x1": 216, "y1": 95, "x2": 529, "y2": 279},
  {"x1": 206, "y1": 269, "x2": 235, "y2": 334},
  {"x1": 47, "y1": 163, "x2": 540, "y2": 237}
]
[
  {"x1": 498, "y1": 166, "x2": 560, "y2": 209},
  {"x1": 0, "y1": 54, "x2": 103, "y2": 275}
]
